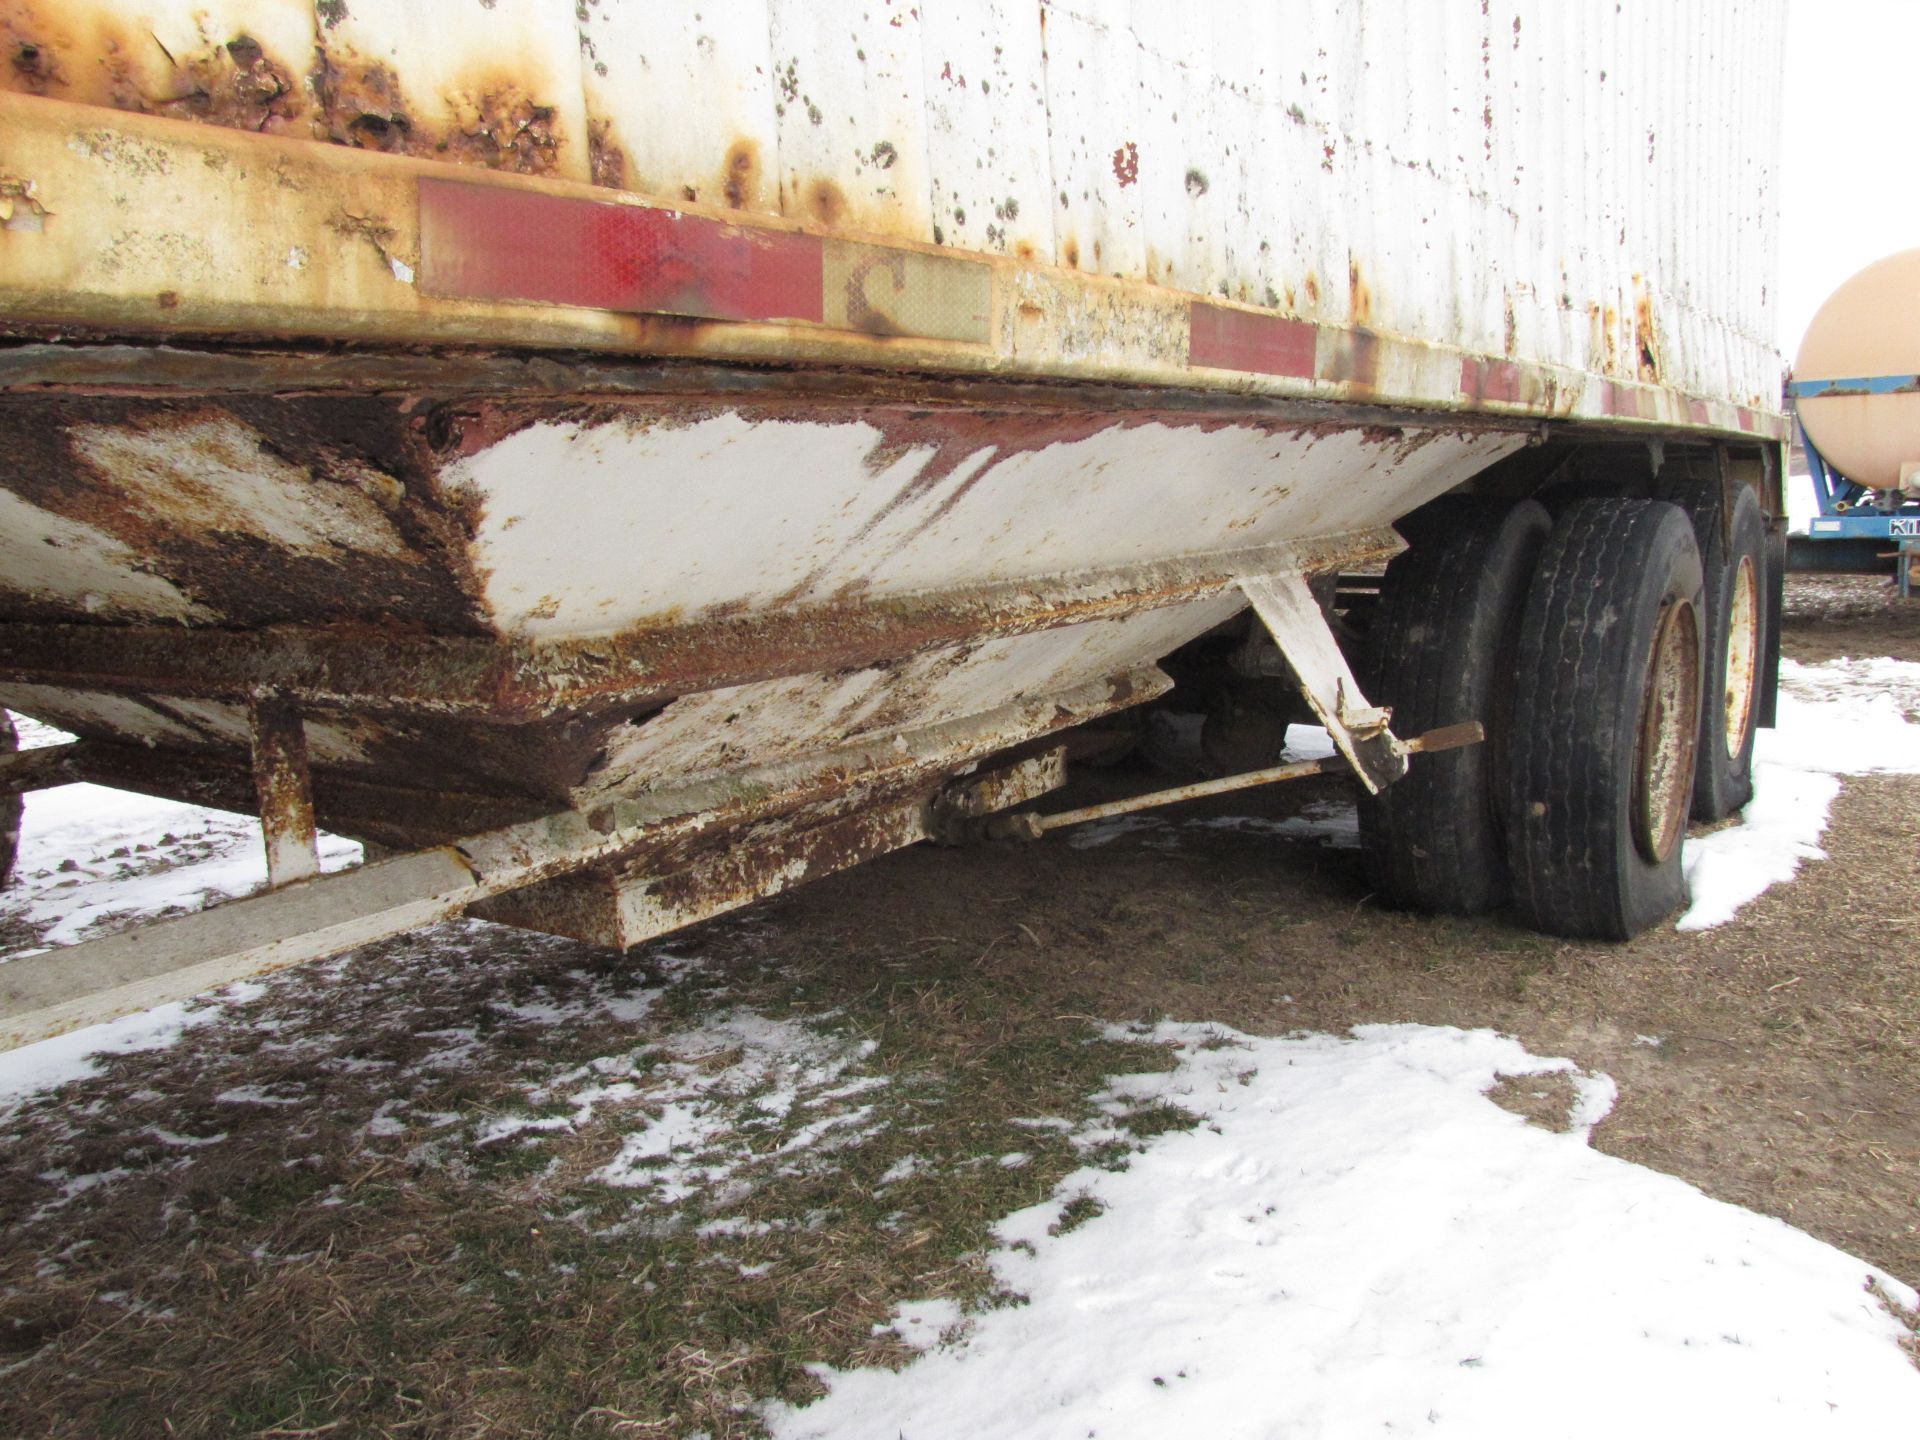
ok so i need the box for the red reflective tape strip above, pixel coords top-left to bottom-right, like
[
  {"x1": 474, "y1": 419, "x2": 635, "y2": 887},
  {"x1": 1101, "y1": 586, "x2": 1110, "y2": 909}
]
[
  {"x1": 417, "y1": 178, "x2": 824, "y2": 325},
  {"x1": 1602, "y1": 381, "x2": 1656, "y2": 419},
  {"x1": 1459, "y1": 356, "x2": 1524, "y2": 404},
  {"x1": 1737, "y1": 407, "x2": 1757, "y2": 432},
  {"x1": 1189, "y1": 303, "x2": 1317, "y2": 379},
  {"x1": 1687, "y1": 398, "x2": 1711, "y2": 427}
]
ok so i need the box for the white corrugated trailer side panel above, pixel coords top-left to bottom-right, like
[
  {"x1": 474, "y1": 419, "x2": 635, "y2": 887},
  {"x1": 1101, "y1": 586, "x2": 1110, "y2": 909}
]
[{"x1": 0, "y1": 0, "x2": 1784, "y2": 407}]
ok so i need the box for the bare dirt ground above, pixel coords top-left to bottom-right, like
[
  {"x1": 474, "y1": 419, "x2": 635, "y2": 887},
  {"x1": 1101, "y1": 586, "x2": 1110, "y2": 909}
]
[{"x1": 2, "y1": 573, "x2": 1917, "y2": 1437}]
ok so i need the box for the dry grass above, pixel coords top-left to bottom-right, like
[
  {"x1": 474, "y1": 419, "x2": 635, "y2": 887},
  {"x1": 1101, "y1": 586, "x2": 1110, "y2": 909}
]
[
  {"x1": 0, "y1": 915, "x2": 1190, "y2": 1437},
  {"x1": 1780, "y1": 573, "x2": 1920, "y2": 664},
  {"x1": 1484, "y1": 1072, "x2": 1585, "y2": 1133}
]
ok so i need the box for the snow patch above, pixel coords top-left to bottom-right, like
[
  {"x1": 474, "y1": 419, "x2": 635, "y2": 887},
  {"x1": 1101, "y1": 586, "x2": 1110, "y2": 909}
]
[
  {"x1": 1680, "y1": 657, "x2": 1920, "y2": 929},
  {"x1": 471, "y1": 1009, "x2": 890, "y2": 1209},
  {"x1": 769, "y1": 1023, "x2": 1920, "y2": 1439},
  {"x1": 0, "y1": 726, "x2": 361, "y2": 955}
]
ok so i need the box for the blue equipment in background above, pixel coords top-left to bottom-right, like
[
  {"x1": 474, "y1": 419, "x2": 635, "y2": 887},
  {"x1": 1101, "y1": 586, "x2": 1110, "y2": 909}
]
[{"x1": 1787, "y1": 386, "x2": 1919, "y2": 598}]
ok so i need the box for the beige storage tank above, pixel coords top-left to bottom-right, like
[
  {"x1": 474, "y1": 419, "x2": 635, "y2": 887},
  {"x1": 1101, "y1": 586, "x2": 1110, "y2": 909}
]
[{"x1": 1795, "y1": 248, "x2": 1920, "y2": 494}]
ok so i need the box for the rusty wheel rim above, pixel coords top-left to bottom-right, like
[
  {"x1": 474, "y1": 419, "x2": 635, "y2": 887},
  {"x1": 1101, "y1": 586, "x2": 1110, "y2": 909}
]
[
  {"x1": 1632, "y1": 597, "x2": 1702, "y2": 864},
  {"x1": 1722, "y1": 554, "x2": 1760, "y2": 760}
]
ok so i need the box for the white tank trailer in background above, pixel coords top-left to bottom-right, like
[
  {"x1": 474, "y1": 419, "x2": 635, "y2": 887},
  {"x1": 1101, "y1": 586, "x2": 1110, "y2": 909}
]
[
  {"x1": 1791, "y1": 250, "x2": 1920, "y2": 595},
  {"x1": 0, "y1": 1, "x2": 1788, "y2": 1050}
]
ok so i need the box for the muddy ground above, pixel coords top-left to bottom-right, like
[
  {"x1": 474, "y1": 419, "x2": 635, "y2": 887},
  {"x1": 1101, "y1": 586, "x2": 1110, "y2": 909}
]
[{"x1": 1, "y1": 574, "x2": 1916, "y2": 1437}]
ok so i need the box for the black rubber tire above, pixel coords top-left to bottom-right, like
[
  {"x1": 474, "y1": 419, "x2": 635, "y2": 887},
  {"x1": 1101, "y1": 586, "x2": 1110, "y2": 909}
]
[
  {"x1": 1359, "y1": 497, "x2": 1552, "y2": 913},
  {"x1": 0, "y1": 712, "x2": 18, "y2": 890},
  {"x1": 1505, "y1": 499, "x2": 1705, "y2": 941},
  {"x1": 1757, "y1": 522, "x2": 1787, "y2": 730},
  {"x1": 1659, "y1": 472, "x2": 1767, "y2": 819}
]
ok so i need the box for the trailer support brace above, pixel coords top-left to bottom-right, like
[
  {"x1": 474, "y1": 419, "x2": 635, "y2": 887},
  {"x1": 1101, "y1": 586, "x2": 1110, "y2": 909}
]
[
  {"x1": 248, "y1": 696, "x2": 320, "y2": 888},
  {"x1": 1236, "y1": 572, "x2": 1410, "y2": 793}
]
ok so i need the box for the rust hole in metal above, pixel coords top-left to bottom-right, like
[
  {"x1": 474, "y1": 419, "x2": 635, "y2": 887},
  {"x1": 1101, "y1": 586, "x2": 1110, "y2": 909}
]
[
  {"x1": 10, "y1": 40, "x2": 53, "y2": 89},
  {"x1": 316, "y1": 47, "x2": 563, "y2": 176}
]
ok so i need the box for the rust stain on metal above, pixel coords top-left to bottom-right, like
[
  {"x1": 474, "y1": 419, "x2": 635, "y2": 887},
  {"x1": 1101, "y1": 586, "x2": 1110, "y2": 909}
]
[
  {"x1": 0, "y1": 6, "x2": 306, "y2": 135},
  {"x1": 1321, "y1": 326, "x2": 1380, "y2": 393},
  {"x1": 475, "y1": 687, "x2": 1119, "y2": 950},
  {"x1": 636, "y1": 798, "x2": 924, "y2": 932},
  {"x1": 586, "y1": 117, "x2": 626, "y2": 189},
  {"x1": 248, "y1": 694, "x2": 319, "y2": 886},
  {"x1": 315, "y1": 43, "x2": 562, "y2": 176},
  {"x1": 1111, "y1": 141, "x2": 1139, "y2": 188},
  {"x1": 1632, "y1": 275, "x2": 1661, "y2": 383},
  {"x1": 1347, "y1": 258, "x2": 1372, "y2": 327},
  {"x1": 803, "y1": 177, "x2": 847, "y2": 229},
  {"x1": 721, "y1": 137, "x2": 762, "y2": 210},
  {"x1": 0, "y1": 511, "x2": 1388, "y2": 733},
  {"x1": 0, "y1": 394, "x2": 488, "y2": 632}
]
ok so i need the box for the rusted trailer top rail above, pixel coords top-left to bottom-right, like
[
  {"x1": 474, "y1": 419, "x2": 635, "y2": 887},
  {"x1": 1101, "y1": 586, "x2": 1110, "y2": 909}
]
[{"x1": 0, "y1": 95, "x2": 1784, "y2": 443}]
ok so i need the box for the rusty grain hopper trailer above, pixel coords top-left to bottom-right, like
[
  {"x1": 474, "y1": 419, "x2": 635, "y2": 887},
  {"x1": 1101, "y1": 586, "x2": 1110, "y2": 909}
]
[{"x1": 0, "y1": 1, "x2": 1788, "y2": 1051}]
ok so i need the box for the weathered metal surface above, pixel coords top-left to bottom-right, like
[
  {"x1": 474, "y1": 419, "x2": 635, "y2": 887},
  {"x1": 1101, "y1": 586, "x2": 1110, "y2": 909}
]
[
  {"x1": 1633, "y1": 597, "x2": 1703, "y2": 865},
  {"x1": 43, "y1": 736, "x2": 546, "y2": 851},
  {"x1": 0, "y1": 0, "x2": 316, "y2": 134},
  {"x1": 247, "y1": 695, "x2": 318, "y2": 886},
  {"x1": 0, "y1": 596, "x2": 1234, "y2": 853},
  {"x1": 0, "y1": 526, "x2": 1399, "y2": 710},
  {"x1": 0, "y1": 90, "x2": 1785, "y2": 437},
  {"x1": 0, "y1": 4, "x2": 1787, "y2": 408},
  {"x1": 0, "y1": 2, "x2": 1789, "y2": 966},
  {"x1": 920, "y1": 0, "x2": 1055, "y2": 261},
  {"x1": 0, "y1": 392, "x2": 483, "y2": 633},
  {"x1": 417, "y1": 177, "x2": 828, "y2": 326},
  {"x1": 927, "y1": 746, "x2": 1068, "y2": 841},
  {"x1": 1238, "y1": 572, "x2": 1409, "y2": 794},
  {"x1": 577, "y1": 1, "x2": 779, "y2": 207},
  {"x1": 0, "y1": 844, "x2": 483, "y2": 1052},
  {"x1": 311, "y1": 0, "x2": 591, "y2": 182},
  {"x1": 440, "y1": 407, "x2": 1517, "y2": 641},
  {"x1": 486, "y1": 746, "x2": 1067, "y2": 949},
  {"x1": 0, "y1": 667, "x2": 1140, "y2": 1050},
  {"x1": 0, "y1": 737, "x2": 80, "y2": 796},
  {"x1": 0, "y1": 377, "x2": 1512, "y2": 658}
]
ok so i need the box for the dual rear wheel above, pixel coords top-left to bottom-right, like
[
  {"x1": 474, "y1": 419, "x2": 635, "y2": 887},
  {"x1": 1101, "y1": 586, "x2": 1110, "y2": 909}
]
[{"x1": 1360, "y1": 483, "x2": 1767, "y2": 941}]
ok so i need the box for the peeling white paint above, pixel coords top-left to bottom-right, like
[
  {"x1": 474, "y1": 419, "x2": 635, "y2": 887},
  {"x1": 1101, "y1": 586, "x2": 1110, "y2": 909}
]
[
  {"x1": 0, "y1": 683, "x2": 205, "y2": 748},
  {"x1": 0, "y1": 490, "x2": 209, "y2": 623},
  {"x1": 448, "y1": 410, "x2": 1522, "y2": 640},
  {"x1": 578, "y1": 598, "x2": 1241, "y2": 802},
  {"x1": 69, "y1": 415, "x2": 415, "y2": 562}
]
